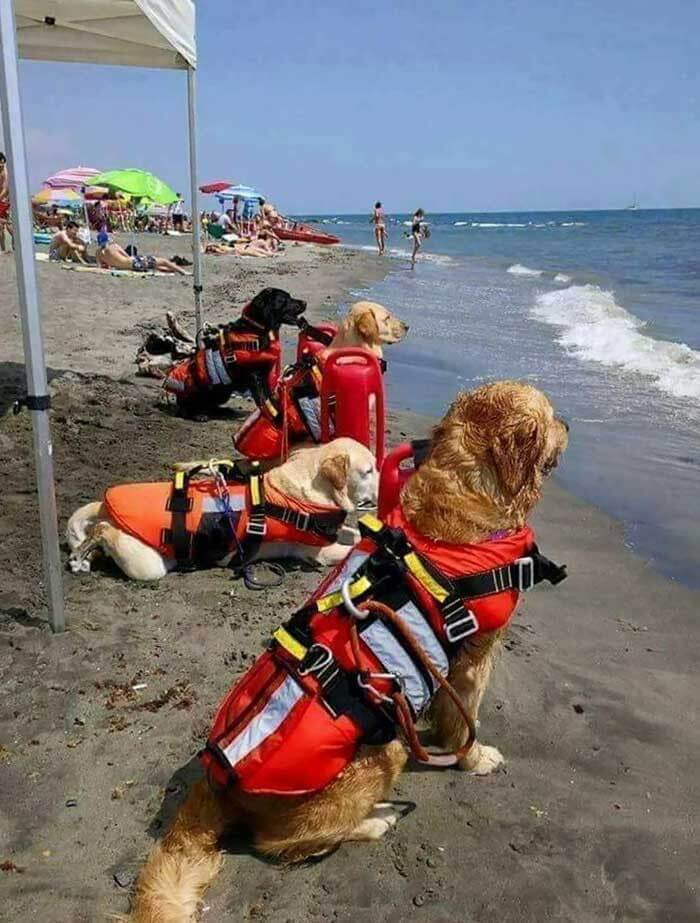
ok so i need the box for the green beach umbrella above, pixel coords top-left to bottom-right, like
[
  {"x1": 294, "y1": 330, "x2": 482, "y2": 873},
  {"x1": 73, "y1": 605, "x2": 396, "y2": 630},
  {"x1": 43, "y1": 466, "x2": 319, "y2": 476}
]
[{"x1": 87, "y1": 169, "x2": 178, "y2": 205}]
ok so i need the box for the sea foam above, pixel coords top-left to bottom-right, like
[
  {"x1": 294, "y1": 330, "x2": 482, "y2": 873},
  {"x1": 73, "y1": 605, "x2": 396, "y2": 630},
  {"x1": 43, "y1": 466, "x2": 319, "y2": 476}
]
[
  {"x1": 507, "y1": 263, "x2": 544, "y2": 277},
  {"x1": 533, "y1": 285, "x2": 700, "y2": 401}
]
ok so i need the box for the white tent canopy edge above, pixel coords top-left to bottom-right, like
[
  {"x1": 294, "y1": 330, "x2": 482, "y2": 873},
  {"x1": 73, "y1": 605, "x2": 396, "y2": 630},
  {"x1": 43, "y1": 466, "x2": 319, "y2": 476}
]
[{"x1": 0, "y1": 0, "x2": 200, "y2": 633}]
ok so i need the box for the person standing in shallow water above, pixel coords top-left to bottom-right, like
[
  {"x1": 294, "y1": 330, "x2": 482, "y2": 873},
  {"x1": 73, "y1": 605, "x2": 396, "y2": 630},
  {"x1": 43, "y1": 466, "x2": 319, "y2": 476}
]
[
  {"x1": 372, "y1": 201, "x2": 386, "y2": 254},
  {"x1": 411, "y1": 208, "x2": 425, "y2": 268}
]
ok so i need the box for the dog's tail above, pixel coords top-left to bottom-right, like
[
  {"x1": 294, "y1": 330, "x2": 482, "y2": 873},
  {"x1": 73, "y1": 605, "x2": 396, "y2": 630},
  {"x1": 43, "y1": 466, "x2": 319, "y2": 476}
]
[
  {"x1": 118, "y1": 780, "x2": 233, "y2": 923},
  {"x1": 66, "y1": 501, "x2": 103, "y2": 551}
]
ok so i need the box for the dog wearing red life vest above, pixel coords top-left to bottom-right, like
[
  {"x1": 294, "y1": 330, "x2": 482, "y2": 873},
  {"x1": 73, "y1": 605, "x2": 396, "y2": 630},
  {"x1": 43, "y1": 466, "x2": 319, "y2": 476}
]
[
  {"x1": 66, "y1": 438, "x2": 378, "y2": 581},
  {"x1": 143, "y1": 288, "x2": 308, "y2": 418},
  {"x1": 233, "y1": 300, "x2": 409, "y2": 461},
  {"x1": 119, "y1": 382, "x2": 569, "y2": 923}
]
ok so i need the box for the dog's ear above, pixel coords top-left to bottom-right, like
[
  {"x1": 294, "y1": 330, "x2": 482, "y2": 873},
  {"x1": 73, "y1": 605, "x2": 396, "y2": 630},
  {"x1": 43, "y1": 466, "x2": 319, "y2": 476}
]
[
  {"x1": 355, "y1": 308, "x2": 379, "y2": 345},
  {"x1": 490, "y1": 413, "x2": 547, "y2": 498},
  {"x1": 319, "y1": 451, "x2": 350, "y2": 492}
]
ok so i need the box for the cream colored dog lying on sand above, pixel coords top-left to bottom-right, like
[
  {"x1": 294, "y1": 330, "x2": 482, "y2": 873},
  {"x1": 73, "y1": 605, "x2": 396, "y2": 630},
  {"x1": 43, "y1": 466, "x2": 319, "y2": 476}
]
[{"x1": 67, "y1": 438, "x2": 378, "y2": 581}]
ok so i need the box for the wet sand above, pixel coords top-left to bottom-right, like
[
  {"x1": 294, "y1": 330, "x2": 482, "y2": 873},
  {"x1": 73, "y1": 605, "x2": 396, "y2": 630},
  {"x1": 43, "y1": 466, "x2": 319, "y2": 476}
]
[{"x1": 0, "y1": 237, "x2": 698, "y2": 921}]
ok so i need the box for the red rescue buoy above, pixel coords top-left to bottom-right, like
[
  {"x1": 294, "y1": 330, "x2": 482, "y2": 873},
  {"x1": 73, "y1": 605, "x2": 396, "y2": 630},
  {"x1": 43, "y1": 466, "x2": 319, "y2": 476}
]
[
  {"x1": 296, "y1": 323, "x2": 338, "y2": 363},
  {"x1": 378, "y1": 439, "x2": 431, "y2": 518},
  {"x1": 320, "y1": 348, "x2": 385, "y2": 465}
]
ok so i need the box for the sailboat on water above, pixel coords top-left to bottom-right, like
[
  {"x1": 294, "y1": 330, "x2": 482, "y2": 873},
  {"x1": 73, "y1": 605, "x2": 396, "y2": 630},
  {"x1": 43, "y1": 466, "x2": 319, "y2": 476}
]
[{"x1": 624, "y1": 195, "x2": 639, "y2": 211}]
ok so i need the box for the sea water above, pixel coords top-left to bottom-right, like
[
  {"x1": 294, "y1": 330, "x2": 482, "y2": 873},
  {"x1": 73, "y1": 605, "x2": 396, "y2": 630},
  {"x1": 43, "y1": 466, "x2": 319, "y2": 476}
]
[{"x1": 295, "y1": 210, "x2": 700, "y2": 586}]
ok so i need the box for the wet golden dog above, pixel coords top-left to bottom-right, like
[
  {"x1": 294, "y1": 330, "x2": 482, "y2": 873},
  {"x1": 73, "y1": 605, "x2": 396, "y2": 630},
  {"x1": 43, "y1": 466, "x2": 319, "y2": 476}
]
[{"x1": 121, "y1": 382, "x2": 568, "y2": 923}]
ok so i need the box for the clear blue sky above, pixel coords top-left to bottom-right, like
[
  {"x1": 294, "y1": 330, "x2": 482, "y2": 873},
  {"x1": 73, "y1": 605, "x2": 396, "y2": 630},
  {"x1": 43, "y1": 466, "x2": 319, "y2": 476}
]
[{"x1": 5, "y1": 0, "x2": 700, "y2": 213}]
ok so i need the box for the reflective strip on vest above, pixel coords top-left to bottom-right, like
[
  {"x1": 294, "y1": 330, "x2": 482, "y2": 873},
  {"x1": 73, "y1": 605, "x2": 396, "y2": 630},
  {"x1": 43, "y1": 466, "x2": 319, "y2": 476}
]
[
  {"x1": 200, "y1": 493, "x2": 245, "y2": 513},
  {"x1": 395, "y1": 599, "x2": 449, "y2": 680},
  {"x1": 164, "y1": 376, "x2": 185, "y2": 393},
  {"x1": 222, "y1": 674, "x2": 304, "y2": 769},
  {"x1": 205, "y1": 349, "x2": 221, "y2": 386},
  {"x1": 324, "y1": 550, "x2": 370, "y2": 595},
  {"x1": 297, "y1": 396, "x2": 322, "y2": 440},
  {"x1": 361, "y1": 621, "x2": 432, "y2": 715},
  {"x1": 212, "y1": 349, "x2": 233, "y2": 386}
]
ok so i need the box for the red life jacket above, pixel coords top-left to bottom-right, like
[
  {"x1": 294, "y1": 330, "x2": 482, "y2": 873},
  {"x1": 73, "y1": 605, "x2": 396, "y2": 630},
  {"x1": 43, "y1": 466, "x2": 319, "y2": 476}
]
[
  {"x1": 200, "y1": 507, "x2": 567, "y2": 796},
  {"x1": 103, "y1": 465, "x2": 347, "y2": 571},
  {"x1": 234, "y1": 350, "x2": 388, "y2": 461},
  {"x1": 163, "y1": 312, "x2": 281, "y2": 406},
  {"x1": 233, "y1": 354, "x2": 326, "y2": 459}
]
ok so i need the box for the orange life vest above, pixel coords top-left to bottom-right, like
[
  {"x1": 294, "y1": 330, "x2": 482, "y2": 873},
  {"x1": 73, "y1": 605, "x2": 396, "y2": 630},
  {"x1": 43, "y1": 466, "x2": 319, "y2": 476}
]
[
  {"x1": 200, "y1": 507, "x2": 567, "y2": 796},
  {"x1": 103, "y1": 466, "x2": 347, "y2": 571}
]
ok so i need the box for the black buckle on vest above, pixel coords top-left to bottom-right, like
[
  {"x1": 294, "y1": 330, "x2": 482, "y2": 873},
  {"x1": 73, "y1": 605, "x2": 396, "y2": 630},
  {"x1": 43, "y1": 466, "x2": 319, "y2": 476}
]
[
  {"x1": 247, "y1": 514, "x2": 267, "y2": 537},
  {"x1": 442, "y1": 596, "x2": 479, "y2": 643}
]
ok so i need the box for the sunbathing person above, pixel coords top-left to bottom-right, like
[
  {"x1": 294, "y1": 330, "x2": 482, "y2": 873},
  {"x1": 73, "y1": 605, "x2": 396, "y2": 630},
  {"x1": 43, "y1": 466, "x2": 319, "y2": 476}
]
[
  {"x1": 96, "y1": 232, "x2": 186, "y2": 274},
  {"x1": 49, "y1": 221, "x2": 87, "y2": 263}
]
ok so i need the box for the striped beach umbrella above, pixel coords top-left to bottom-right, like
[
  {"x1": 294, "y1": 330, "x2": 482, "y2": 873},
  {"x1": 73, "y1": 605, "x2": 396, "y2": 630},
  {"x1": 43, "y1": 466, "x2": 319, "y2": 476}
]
[
  {"x1": 43, "y1": 166, "x2": 101, "y2": 190},
  {"x1": 32, "y1": 187, "x2": 83, "y2": 205}
]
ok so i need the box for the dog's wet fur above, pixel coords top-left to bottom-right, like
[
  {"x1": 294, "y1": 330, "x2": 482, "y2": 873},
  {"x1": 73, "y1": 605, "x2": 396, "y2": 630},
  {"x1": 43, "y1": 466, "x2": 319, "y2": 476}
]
[{"x1": 118, "y1": 381, "x2": 568, "y2": 922}]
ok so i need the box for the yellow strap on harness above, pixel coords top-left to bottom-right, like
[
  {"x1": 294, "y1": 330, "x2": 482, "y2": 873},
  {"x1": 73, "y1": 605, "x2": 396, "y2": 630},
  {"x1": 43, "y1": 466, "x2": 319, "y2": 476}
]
[
  {"x1": 272, "y1": 626, "x2": 307, "y2": 661},
  {"x1": 404, "y1": 552, "x2": 449, "y2": 602},
  {"x1": 359, "y1": 513, "x2": 383, "y2": 534},
  {"x1": 264, "y1": 398, "x2": 279, "y2": 418},
  {"x1": 316, "y1": 574, "x2": 372, "y2": 613},
  {"x1": 249, "y1": 474, "x2": 262, "y2": 507},
  {"x1": 173, "y1": 470, "x2": 186, "y2": 491},
  {"x1": 360, "y1": 512, "x2": 450, "y2": 602},
  {"x1": 311, "y1": 363, "x2": 323, "y2": 387}
]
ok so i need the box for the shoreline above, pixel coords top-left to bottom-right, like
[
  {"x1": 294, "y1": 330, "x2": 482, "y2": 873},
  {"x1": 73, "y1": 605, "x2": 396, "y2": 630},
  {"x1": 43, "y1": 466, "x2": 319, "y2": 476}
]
[{"x1": 0, "y1": 240, "x2": 698, "y2": 921}]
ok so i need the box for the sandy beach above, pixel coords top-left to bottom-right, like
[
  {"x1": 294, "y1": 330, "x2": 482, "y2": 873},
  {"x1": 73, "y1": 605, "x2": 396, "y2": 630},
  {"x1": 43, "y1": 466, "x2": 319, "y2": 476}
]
[{"x1": 1, "y1": 239, "x2": 698, "y2": 922}]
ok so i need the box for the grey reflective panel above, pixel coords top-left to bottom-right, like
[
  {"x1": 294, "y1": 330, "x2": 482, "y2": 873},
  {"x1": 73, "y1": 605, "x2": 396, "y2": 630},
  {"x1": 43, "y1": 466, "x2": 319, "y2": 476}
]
[
  {"x1": 205, "y1": 349, "x2": 221, "y2": 385},
  {"x1": 212, "y1": 350, "x2": 233, "y2": 386},
  {"x1": 362, "y1": 621, "x2": 432, "y2": 715},
  {"x1": 298, "y1": 396, "x2": 322, "y2": 440},
  {"x1": 396, "y1": 600, "x2": 449, "y2": 680},
  {"x1": 201, "y1": 492, "x2": 246, "y2": 513},
  {"x1": 325, "y1": 550, "x2": 370, "y2": 595},
  {"x1": 223, "y1": 675, "x2": 304, "y2": 768}
]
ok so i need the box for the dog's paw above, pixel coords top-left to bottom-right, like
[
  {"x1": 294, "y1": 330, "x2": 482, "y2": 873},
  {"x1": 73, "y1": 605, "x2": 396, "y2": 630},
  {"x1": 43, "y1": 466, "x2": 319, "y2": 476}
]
[
  {"x1": 350, "y1": 806, "x2": 398, "y2": 842},
  {"x1": 459, "y1": 743, "x2": 505, "y2": 776},
  {"x1": 68, "y1": 557, "x2": 91, "y2": 574}
]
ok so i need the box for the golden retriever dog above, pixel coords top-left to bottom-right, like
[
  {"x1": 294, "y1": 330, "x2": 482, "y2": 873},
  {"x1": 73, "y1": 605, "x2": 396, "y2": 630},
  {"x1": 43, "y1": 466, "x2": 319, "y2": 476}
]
[
  {"x1": 326, "y1": 300, "x2": 409, "y2": 357},
  {"x1": 119, "y1": 382, "x2": 568, "y2": 922},
  {"x1": 66, "y1": 438, "x2": 378, "y2": 581}
]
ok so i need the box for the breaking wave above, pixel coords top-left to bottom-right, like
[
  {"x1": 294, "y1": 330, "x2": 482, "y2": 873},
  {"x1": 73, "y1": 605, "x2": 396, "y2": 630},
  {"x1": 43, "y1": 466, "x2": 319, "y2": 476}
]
[
  {"x1": 507, "y1": 263, "x2": 544, "y2": 277},
  {"x1": 533, "y1": 285, "x2": 700, "y2": 401}
]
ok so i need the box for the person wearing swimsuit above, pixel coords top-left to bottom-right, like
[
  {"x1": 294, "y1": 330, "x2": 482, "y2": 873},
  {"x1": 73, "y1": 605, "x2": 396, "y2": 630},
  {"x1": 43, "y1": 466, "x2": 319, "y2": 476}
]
[
  {"x1": 411, "y1": 208, "x2": 425, "y2": 268},
  {"x1": 0, "y1": 152, "x2": 13, "y2": 254},
  {"x1": 372, "y1": 201, "x2": 386, "y2": 254}
]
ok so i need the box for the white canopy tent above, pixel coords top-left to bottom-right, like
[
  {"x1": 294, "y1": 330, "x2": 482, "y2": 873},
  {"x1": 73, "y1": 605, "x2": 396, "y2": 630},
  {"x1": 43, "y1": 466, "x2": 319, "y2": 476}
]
[{"x1": 0, "y1": 0, "x2": 201, "y2": 632}]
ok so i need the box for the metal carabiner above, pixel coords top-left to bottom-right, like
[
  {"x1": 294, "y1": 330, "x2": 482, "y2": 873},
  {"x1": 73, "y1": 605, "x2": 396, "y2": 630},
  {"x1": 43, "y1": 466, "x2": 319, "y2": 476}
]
[
  {"x1": 357, "y1": 671, "x2": 396, "y2": 705},
  {"x1": 341, "y1": 578, "x2": 369, "y2": 620}
]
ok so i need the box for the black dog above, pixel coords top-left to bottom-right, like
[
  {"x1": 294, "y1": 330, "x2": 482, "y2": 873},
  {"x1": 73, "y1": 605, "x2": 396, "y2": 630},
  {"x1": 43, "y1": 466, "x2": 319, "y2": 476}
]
[{"x1": 140, "y1": 288, "x2": 307, "y2": 418}]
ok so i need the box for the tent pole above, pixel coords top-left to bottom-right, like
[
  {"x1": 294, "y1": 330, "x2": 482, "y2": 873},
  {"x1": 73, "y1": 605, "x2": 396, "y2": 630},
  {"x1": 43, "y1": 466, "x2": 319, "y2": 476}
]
[
  {"x1": 0, "y1": 0, "x2": 65, "y2": 632},
  {"x1": 186, "y1": 66, "x2": 203, "y2": 333}
]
